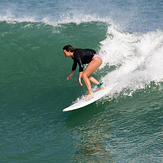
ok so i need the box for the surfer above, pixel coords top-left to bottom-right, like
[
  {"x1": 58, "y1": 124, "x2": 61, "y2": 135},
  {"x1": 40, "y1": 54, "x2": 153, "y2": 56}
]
[{"x1": 63, "y1": 45, "x2": 105, "y2": 99}]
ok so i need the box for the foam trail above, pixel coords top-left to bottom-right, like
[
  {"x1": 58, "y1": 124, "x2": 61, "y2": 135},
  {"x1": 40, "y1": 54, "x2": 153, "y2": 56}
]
[{"x1": 99, "y1": 26, "x2": 163, "y2": 96}]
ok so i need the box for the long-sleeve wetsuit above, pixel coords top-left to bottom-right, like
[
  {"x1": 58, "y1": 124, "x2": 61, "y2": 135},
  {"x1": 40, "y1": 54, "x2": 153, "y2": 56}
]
[{"x1": 71, "y1": 49, "x2": 96, "y2": 72}]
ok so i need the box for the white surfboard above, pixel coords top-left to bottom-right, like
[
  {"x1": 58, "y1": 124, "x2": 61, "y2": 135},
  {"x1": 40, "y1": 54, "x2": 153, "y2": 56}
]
[{"x1": 63, "y1": 82, "x2": 117, "y2": 112}]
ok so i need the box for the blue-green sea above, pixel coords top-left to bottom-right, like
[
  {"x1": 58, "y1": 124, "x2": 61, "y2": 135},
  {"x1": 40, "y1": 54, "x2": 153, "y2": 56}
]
[{"x1": 0, "y1": 0, "x2": 163, "y2": 162}]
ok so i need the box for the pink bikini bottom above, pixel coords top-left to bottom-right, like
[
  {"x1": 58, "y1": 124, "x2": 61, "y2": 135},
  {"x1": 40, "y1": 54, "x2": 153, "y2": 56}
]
[{"x1": 92, "y1": 54, "x2": 103, "y2": 63}]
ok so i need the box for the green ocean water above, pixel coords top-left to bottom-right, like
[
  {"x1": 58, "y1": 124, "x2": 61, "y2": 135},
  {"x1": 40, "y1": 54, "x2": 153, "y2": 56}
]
[
  {"x1": 0, "y1": 19, "x2": 163, "y2": 163},
  {"x1": 0, "y1": 21, "x2": 107, "y2": 107}
]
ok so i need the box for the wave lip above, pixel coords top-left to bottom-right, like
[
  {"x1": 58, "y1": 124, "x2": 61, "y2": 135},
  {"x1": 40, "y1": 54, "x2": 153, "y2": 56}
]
[
  {"x1": 0, "y1": 6, "x2": 114, "y2": 27},
  {"x1": 0, "y1": 10, "x2": 37, "y2": 24}
]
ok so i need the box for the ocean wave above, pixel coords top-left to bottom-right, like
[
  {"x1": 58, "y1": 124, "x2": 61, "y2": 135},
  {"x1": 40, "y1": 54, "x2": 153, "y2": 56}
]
[
  {"x1": 1, "y1": 17, "x2": 163, "y2": 101},
  {"x1": 98, "y1": 26, "x2": 163, "y2": 97}
]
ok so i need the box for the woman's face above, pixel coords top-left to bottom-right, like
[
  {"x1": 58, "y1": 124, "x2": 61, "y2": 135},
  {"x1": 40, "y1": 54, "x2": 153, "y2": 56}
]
[{"x1": 63, "y1": 49, "x2": 71, "y2": 58}]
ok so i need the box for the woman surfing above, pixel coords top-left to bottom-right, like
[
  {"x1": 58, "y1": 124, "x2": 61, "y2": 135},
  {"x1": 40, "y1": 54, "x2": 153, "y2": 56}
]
[{"x1": 63, "y1": 45, "x2": 105, "y2": 99}]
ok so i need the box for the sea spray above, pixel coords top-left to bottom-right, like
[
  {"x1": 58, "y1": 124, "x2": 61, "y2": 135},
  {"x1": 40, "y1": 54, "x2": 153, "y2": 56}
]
[{"x1": 98, "y1": 26, "x2": 163, "y2": 98}]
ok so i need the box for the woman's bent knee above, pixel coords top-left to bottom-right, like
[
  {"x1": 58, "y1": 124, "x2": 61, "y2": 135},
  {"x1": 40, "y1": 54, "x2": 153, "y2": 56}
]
[{"x1": 82, "y1": 73, "x2": 89, "y2": 80}]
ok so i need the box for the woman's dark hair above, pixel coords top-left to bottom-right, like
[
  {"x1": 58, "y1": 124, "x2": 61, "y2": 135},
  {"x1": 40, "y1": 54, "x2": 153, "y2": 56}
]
[{"x1": 63, "y1": 45, "x2": 81, "y2": 52}]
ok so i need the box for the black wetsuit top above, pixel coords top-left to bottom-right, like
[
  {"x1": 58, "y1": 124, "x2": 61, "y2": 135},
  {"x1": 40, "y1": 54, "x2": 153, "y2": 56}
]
[{"x1": 71, "y1": 49, "x2": 96, "y2": 72}]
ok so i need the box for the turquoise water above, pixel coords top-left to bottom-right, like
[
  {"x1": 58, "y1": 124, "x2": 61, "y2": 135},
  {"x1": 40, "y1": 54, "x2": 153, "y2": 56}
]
[{"x1": 0, "y1": 0, "x2": 163, "y2": 162}]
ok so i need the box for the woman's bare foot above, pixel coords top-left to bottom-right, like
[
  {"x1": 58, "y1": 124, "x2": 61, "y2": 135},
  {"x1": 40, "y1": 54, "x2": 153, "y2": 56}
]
[
  {"x1": 96, "y1": 85, "x2": 105, "y2": 92},
  {"x1": 83, "y1": 93, "x2": 94, "y2": 100}
]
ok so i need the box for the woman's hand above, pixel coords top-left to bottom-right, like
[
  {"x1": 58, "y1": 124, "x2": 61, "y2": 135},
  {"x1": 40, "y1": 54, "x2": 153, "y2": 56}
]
[
  {"x1": 67, "y1": 70, "x2": 75, "y2": 80},
  {"x1": 78, "y1": 77, "x2": 83, "y2": 86},
  {"x1": 78, "y1": 72, "x2": 83, "y2": 86},
  {"x1": 67, "y1": 74, "x2": 72, "y2": 80}
]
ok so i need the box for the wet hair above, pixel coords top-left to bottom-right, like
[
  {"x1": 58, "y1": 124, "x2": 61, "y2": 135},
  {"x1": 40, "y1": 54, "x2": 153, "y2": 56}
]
[{"x1": 63, "y1": 45, "x2": 81, "y2": 52}]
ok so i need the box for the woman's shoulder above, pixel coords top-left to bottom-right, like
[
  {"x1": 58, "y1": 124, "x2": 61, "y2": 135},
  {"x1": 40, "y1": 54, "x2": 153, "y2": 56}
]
[
  {"x1": 74, "y1": 48, "x2": 96, "y2": 57},
  {"x1": 75, "y1": 49, "x2": 95, "y2": 53},
  {"x1": 74, "y1": 49, "x2": 82, "y2": 56}
]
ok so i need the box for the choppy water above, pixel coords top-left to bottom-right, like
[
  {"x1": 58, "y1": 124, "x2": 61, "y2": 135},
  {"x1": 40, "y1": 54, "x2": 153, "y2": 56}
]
[{"x1": 0, "y1": 0, "x2": 163, "y2": 162}]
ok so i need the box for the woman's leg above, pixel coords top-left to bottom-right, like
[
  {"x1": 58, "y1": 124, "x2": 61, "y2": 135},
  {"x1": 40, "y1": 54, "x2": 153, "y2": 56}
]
[
  {"x1": 88, "y1": 76, "x2": 99, "y2": 85},
  {"x1": 82, "y1": 57, "x2": 102, "y2": 96},
  {"x1": 88, "y1": 76, "x2": 105, "y2": 91}
]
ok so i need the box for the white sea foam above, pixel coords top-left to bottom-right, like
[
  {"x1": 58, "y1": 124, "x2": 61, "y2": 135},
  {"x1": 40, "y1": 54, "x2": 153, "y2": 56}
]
[
  {"x1": 0, "y1": 11, "x2": 112, "y2": 27},
  {"x1": 0, "y1": 10, "x2": 37, "y2": 24},
  {"x1": 99, "y1": 26, "x2": 163, "y2": 96},
  {"x1": 0, "y1": 4, "x2": 114, "y2": 27}
]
